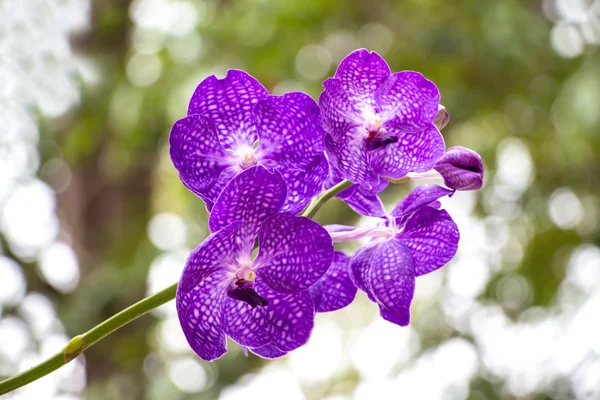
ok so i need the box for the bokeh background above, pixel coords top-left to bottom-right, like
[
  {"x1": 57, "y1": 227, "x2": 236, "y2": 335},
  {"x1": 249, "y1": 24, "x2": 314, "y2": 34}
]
[{"x1": 1, "y1": 0, "x2": 600, "y2": 399}]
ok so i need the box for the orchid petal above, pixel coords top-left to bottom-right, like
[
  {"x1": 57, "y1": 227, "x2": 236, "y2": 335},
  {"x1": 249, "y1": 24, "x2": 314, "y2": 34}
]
[
  {"x1": 208, "y1": 166, "x2": 286, "y2": 252},
  {"x1": 178, "y1": 221, "x2": 241, "y2": 293},
  {"x1": 188, "y1": 70, "x2": 268, "y2": 149},
  {"x1": 325, "y1": 132, "x2": 378, "y2": 188},
  {"x1": 333, "y1": 49, "x2": 391, "y2": 111},
  {"x1": 176, "y1": 271, "x2": 229, "y2": 361},
  {"x1": 368, "y1": 238, "x2": 415, "y2": 326},
  {"x1": 169, "y1": 114, "x2": 236, "y2": 203},
  {"x1": 319, "y1": 78, "x2": 362, "y2": 140},
  {"x1": 390, "y1": 184, "x2": 454, "y2": 218},
  {"x1": 249, "y1": 344, "x2": 288, "y2": 359},
  {"x1": 317, "y1": 252, "x2": 357, "y2": 312},
  {"x1": 398, "y1": 207, "x2": 459, "y2": 276},
  {"x1": 376, "y1": 71, "x2": 440, "y2": 131},
  {"x1": 255, "y1": 213, "x2": 333, "y2": 293}
]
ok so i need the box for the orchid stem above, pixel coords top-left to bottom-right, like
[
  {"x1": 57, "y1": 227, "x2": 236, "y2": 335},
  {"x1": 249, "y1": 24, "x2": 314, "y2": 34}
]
[
  {"x1": 302, "y1": 179, "x2": 353, "y2": 219},
  {"x1": 0, "y1": 283, "x2": 177, "y2": 395},
  {"x1": 0, "y1": 180, "x2": 350, "y2": 396}
]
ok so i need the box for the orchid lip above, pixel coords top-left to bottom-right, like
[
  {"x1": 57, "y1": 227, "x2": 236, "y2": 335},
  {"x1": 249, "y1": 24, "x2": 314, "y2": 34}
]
[{"x1": 227, "y1": 278, "x2": 269, "y2": 308}]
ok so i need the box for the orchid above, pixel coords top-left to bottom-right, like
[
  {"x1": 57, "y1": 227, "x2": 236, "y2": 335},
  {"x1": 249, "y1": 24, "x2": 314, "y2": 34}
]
[
  {"x1": 176, "y1": 166, "x2": 334, "y2": 361},
  {"x1": 319, "y1": 49, "x2": 445, "y2": 188},
  {"x1": 169, "y1": 70, "x2": 328, "y2": 213},
  {"x1": 328, "y1": 184, "x2": 459, "y2": 326}
]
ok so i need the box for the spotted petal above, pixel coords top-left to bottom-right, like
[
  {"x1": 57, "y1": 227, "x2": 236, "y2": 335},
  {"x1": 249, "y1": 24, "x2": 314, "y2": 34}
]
[
  {"x1": 223, "y1": 279, "x2": 315, "y2": 351},
  {"x1": 325, "y1": 132, "x2": 379, "y2": 188},
  {"x1": 369, "y1": 123, "x2": 445, "y2": 179},
  {"x1": 278, "y1": 154, "x2": 329, "y2": 214},
  {"x1": 176, "y1": 270, "x2": 229, "y2": 361},
  {"x1": 333, "y1": 49, "x2": 391, "y2": 111},
  {"x1": 208, "y1": 166, "x2": 286, "y2": 252},
  {"x1": 317, "y1": 252, "x2": 357, "y2": 312},
  {"x1": 255, "y1": 92, "x2": 325, "y2": 161},
  {"x1": 376, "y1": 71, "x2": 440, "y2": 131},
  {"x1": 319, "y1": 78, "x2": 362, "y2": 140},
  {"x1": 390, "y1": 184, "x2": 454, "y2": 218},
  {"x1": 337, "y1": 178, "x2": 388, "y2": 217},
  {"x1": 178, "y1": 221, "x2": 241, "y2": 293},
  {"x1": 397, "y1": 206, "x2": 459, "y2": 276},
  {"x1": 188, "y1": 70, "x2": 268, "y2": 149},
  {"x1": 349, "y1": 240, "x2": 381, "y2": 294},
  {"x1": 308, "y1": 281, "x2": 323, "y2": 310},
  {"x1": 249, "y1": 344, "x2": 288, "y2": 359},
  {"x1": 255, "y1": 213, "x2": 333, "y2": 293},
  {"x1": 169, "y1": 114, "x2": 237, "y2": 203},
  {"x1": 368, "y1": 238, "x2": 415, "y2": 326}
]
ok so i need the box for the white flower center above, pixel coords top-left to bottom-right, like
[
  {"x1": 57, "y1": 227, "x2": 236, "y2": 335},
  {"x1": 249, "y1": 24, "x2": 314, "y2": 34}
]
[
  {"x1": 365, "y1": 113, "x2": 383, "y2": 133},
  {"x1": 229, "y1": 144, "x2": 258, "y2": 170},
  {"x1": 235, "y1": 264, "x2": 256, "y2": 282}
]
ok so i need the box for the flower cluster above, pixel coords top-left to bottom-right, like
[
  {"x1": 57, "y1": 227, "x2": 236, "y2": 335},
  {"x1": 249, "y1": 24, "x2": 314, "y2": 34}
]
[{"x1": 170, "y1": 49, "x2": 483, "y2": 361}]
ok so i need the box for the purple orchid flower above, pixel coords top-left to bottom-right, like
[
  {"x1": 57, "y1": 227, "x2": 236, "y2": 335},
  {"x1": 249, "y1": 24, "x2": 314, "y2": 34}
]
[
  {"x1": 319, "y1": 49, "x2": 445, "y2": 188},
  {"x1": 176, "y1": 166, "x2": 334, "y2": 361},
  {"x1": 327, "y1": 184, "x2": 459, "y2": 326},
  {"x1": 169, "y1": 70, "x2": 328, "y2": 213}
]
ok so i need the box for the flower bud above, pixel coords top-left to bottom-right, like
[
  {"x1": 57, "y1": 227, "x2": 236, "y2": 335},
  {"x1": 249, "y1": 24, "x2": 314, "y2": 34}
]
[
  {"x1": 434, "y1": 104, "x2": 450, "y2": 130},
  {"x1": 434, "y1": 146, "x2": 483, "y2": 190}
]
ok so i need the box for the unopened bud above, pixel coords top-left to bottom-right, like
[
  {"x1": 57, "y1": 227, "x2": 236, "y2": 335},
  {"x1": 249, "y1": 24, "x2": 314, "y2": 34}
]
[
  {"x1": 434, "y1": 146, "x2": 484, "y2": 191},
  {"x1": 434, "y1": 105, "x2": 450, "y2": 130}
]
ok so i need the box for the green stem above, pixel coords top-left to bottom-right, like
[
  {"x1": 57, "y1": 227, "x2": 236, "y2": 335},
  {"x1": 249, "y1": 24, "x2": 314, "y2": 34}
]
[
  {"x1": 0, "y1": 283, "x2": 177, "y2": 395},
  {"x1": 302, "y1": 179, "x2": 353, "y2": 219},
  {"x1": 386, "y1": 176, "x2": 409, "y2": 184},
  {"x1": 0, "y1": 179, "x2": 351, "y2": 396}
]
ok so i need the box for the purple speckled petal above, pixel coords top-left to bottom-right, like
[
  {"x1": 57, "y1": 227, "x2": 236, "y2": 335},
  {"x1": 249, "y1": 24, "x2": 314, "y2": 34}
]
[
  {"x1": 434, "y1": 146, "x2": 484, "y2": 191},
  {"x1": 223, "y1": 278, "x2": 315, "y2": 351},
  {"x1": 325, "y1": 132, "x2": 379, "y2": 188},
  {"x1": 369, "y1": 123, "x2": 445, "y2": 179},
  {"x1": 178, "y1": 221, "x2": 241, "y2": 293},
  {"x1": 317, "y1": 252, "x2": 357, "y2": 312},
  {"x1": 169, "y1": 114, "x2": 237, "y2": 203},
  {"x1": 319, "y1": 78, "x2": 361, "y2": 140},
  {"x1": 368, "y1": 238, "x2": 415, "y2": 327},
  {"x1": 398, "y1": 206, "x2": 459, "y2": 276},
  {"x1": 308, "y1": 281, "x2": 323, "y2": 310},
  {"x1": 349, "y1": 240, "x2": 381, "y2": 294},
  {"x1": 176, "y1": 270, "x2": 229, "y2": 361},
  {"x1": 208, "y1": 166, "x2": 286, "y2": 252},
  {"x1": 334, "y1": 49, "x2": 391, "y2": 111},
  {"x1": 255, "y1": 92, "x2": 325, "y2": 160},
  {"x1": 390, "y1": 184, "x2": 454, "y2": 218},
  {"x1": 278, "y1": 154, "x2": 329, "y2": 214},
  {"x1": 249, "y1": 344, "x2": 288, "y2": 359},
  {"x1": 337, "y1": 178, "x2": 388, "y2": 217},
  {"x1": 255, "y1": 213, "x2": 333, "y2": 293},
  {"x1": 188, "y1": 70, "x2": 268, "y2": 148},
  {"x1": 376, "y1": 71, "x2": 440, "y2": 131}
]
